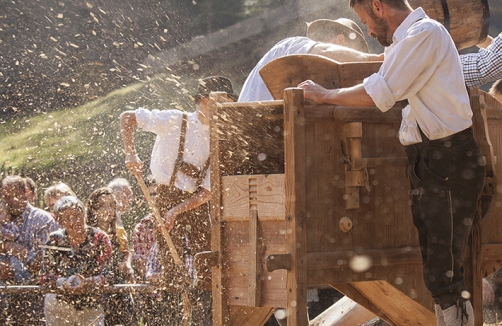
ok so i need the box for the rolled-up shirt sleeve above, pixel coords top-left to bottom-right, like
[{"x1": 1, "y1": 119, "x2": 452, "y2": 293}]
[
  {"x1": 135, "y1": 107, "x2": 179, "y2": 135},
  {"x1": 363, "y1": 23, "x2": 445, "y2": 112}
]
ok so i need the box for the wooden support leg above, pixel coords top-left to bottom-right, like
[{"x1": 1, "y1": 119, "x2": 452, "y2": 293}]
[
  {"x1": 332, "y1": 281, "x2": 436, "y2": 326},
  {"x1": 283, "y1": 88, "x2": 308, "y2": 326}
]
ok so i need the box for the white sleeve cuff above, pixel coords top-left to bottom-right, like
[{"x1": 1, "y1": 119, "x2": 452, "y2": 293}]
[{"x1": 363, "y1": 74, "x2": 396, "y2": 112}]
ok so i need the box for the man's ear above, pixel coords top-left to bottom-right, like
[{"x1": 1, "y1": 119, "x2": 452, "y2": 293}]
[{"x1": 372, "y1": 0, "x2": 384, "y2": 17}]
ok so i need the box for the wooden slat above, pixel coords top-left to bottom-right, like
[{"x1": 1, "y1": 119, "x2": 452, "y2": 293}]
[
  {"x1": 283, "y1": 87, "x2": 308, "y2": 326},
  {"x1": 209, "y1": 92, "x2": 230, "y2": 326}
]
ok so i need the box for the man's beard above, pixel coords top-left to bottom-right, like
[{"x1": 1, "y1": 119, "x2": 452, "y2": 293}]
[{"x1": 371, "y1": 16, "x2": 392, "y2": 47}]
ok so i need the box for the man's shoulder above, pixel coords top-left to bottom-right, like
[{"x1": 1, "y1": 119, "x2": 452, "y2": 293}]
[
  {"x1": 26, "y1": 205, "x2": 57, "y2": 224},
  {"x1": 272, "y1": 36, "x2": 313, "y2": 50}
]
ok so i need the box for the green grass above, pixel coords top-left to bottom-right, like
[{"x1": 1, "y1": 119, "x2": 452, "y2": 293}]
[{"x1": 0, "y1": 73, "x2": 199, "y2": 229}]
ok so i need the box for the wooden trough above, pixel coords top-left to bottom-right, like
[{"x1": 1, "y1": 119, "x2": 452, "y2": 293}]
[{"x1": 202, "y1": 56, "x2": 502, "y2": 326}]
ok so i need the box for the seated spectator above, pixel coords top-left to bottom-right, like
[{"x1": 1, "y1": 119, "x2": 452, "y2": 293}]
[
  {"x1": 86, "y1": 187, "x2": 135, "y2": 325},
  {"x1": 41, "y1": 196, "x2": 112, "y2": 326},
  {"x1": 0, "y1": 175, "x2": 59, "y2": 325},
  {"x1": 43, "y1": 182, "x2": 76, "y2": 215},
  {"x1": 0, "y1": 201, "x2": 30, "y2": 283}
]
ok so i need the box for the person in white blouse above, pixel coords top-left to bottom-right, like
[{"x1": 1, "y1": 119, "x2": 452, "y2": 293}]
[
  {"x1": 120, "y1": 76, "x2": 237, "y2": 325},
  {"x1": 298, "y1": 0, "x2": 485, "y2": 325}
]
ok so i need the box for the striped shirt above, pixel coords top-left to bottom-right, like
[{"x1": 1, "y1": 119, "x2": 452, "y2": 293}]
[
  {"x1": 15, "y1": 204, "x2": 59, "y2": 268},
  {"x1": 461, "y1": 33, "x2": 502, "y2": 88}
]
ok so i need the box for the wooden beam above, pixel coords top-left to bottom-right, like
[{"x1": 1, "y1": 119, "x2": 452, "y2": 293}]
[
  {"x1": 306, "y1": 247, "x2": 422, "y2": 270},
  {"x1": 333, "y1": 281, "x2": 436, "y2": 326},
  {"x1": 210, "y1": 92, "x2": 231, "y2": 326},
  {"x1": 283, "y1": 87, "x2": 309, "y2": 326}
]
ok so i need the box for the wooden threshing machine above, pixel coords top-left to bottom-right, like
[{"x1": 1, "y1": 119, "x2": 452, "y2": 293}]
[{"x1": 200, "y1": 0, "x2": 501, "y2": 325}]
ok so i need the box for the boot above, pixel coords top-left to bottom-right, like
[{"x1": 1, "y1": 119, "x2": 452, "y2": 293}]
[
  {"x1": 434, "y1": 304, "x2": 446, "y2": 326},
  {"x1": 442, "y1": 300, "x2": 474, "y2": 326}
]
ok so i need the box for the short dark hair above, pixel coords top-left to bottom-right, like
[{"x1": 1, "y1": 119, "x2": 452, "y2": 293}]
[
  {"x1": 54, "y1": 196, "x2": 85, "y2": 217},
  {"x1": 349, "y1": 0, "x2": 410, "y2": 11},
  {"x1": 489, "y1": 80, "x2": 502, "y2": 97}
]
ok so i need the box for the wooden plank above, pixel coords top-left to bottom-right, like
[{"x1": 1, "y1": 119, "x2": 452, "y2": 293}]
[
  {"x1": 283, "y1": 87, "x2": 309, "y2": 326},
  {"x1": 248, "y1": 209, "x2": 262, "y2": 307},
  {"x1": 337, "y1": 281, "x2": 436, "y2": 326},
  {"x1": 309, "y1": 295, "x2": 377, "y2": 326},
  {"x1": 221, "y1": 174, "x2": 285, "y2": 222},
  {"x1": 224, "y1": 219, "x2": 287, "y2": 307},
  {"x1": 209, "y1": 92, "x2": 230, "y2": 326},
  {"x1": 306, "y1": 247, "x2": 422, "y2": 270},
  {"x1": 331, "y1": 283, "x2": 389, "y2": 322},
  {"x1": 260, "y1": 55, "x2": 383, "y2": 100}
]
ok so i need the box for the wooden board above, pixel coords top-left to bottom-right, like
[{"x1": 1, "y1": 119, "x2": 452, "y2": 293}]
[
  {"x1": 333, "y1": 281, "x2": 436, "y2": 326},
  {"x1": 259, "y1": 54, "x2": 381, "y2": 100},
  {"x1": 222, "y1": 174, "x2": 285, "y2": 221}
]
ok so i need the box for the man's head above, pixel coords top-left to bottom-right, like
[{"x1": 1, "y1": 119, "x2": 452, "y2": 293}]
[
  {"x1": 44, "y1": 182, "x2": 76, "y2": 212},
  {"x1": 489, "y1": 80, "x2": 502, "y2": 103},
  {"x1": 54, "y1": 196, "x2": 86, "y2": 232},
  {"x1": 1, "y1": 176, "x2": 29, "y2": 217},
  {"x1": 107, "y1": 178, "x2": 133, "y2": 214},
  {"x1": 349, "y1": 0, "x2": 412, "y2": 47},
  {"x1": 307, "y1": 18, "x2": 369, "y2": 53}
]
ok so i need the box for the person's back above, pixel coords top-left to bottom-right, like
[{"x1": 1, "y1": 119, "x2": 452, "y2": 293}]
[
  {"x1": 239, "y1": 37, "x2": 317, "y2": 102},
  {"x1": 238, "y1": 18, "x2": 379, "y2": 102}
]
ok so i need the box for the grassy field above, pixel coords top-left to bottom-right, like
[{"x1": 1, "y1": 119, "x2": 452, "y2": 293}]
[{"x1": 0, "y1": 73, "x2": 200, "y2": 230}]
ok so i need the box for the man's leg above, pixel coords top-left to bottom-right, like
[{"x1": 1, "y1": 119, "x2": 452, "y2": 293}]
[{"x1": 406, "y1": 130, "x2": 484, "y2": 325}]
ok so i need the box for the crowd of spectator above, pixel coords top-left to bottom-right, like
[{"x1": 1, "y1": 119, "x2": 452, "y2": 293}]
[{"x1": 0, "y1": 174, "x2": 177, "y2": 325}]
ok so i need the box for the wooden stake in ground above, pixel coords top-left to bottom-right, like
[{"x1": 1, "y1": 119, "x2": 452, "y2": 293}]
[{"x1": 133, "y1": 172, "x2": 192, "y2": 326}]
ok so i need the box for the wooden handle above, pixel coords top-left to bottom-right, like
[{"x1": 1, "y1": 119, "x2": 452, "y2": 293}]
[{"x1": 132, "y1": 173, "x2": 191, "y2": 325}]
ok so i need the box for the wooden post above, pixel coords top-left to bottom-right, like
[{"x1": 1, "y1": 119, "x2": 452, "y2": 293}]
[
  {"x1": 209, "y1": 92, "x2": 231, "y2": 326},
  {"x1": 283, "y1": 88, "x2": 308, "y2": 326}
]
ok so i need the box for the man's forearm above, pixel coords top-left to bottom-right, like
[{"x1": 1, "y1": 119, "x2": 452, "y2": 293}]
[{"x1": 120, "y1": 111, "x2": 138, "y2": 155}]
